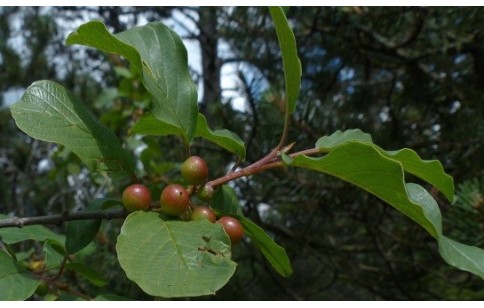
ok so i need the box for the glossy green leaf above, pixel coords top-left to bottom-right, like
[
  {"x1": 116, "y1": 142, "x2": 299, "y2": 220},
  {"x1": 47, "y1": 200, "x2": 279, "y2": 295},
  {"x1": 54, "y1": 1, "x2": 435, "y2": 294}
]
[
  {"x1": 406, "y1": 183, "x2": 484, "y2": 279},
  {"x1": 289, "y1": 142, "x2": 440, "y2": 237},
  {"x1": 0, "y1": 250, "x2": 40, "y2": 300},
  {"x1": 316, "y1": 129, "x2": 373, "y2": 150},
  {"x1": 116, "y1": 211, "x2": 236, "y2": 298},
  {"x1": 67, "y1": 21, "x2": 198, "y2": 144},
  {"x1": 65, "y1": 263, "x2": 107, "y2": 287},
  {"x1": 377, "y1": 148, "x2": 454, "y2": 203},
  {"x1": 10, "y1": 81, "x2": 134, "y2": 178},
  {"x1": 269, "y1": 6, "x2": 301, "y2": 113},
  {"x1": 239, "y1": 217, "x2": 293, "y2": 277},
  {"x1": 315, "y1": 130, "x2": 454, "y2": 203},
  {"x1": 129, "y1": 112, "x2": 184, "y2": 137},
  {"x1": 210, "y1": 185, "x2": 244, "y2": 216},
  {"x1": 287, "y1": 141, "x2": 484, "y2": 280},
  {"x1": 0, "y1": 214, "x2": 65, "y2": 245},
  {"x1": 195, "y1": 114, "x2": 246, "y2": 160}
]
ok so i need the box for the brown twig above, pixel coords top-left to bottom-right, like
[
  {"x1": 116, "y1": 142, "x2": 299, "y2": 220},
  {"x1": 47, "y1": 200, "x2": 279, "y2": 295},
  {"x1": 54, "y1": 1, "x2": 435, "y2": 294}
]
[{"x1": 0, "y1": 209, "x2": 126, "y2": 229}]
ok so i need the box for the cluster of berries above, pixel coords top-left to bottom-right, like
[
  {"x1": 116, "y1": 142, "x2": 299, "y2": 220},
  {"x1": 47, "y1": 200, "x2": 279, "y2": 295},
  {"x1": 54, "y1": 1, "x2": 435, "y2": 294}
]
[{"x1": 122, "y1": 156, "x2": 244, "y2": 244}]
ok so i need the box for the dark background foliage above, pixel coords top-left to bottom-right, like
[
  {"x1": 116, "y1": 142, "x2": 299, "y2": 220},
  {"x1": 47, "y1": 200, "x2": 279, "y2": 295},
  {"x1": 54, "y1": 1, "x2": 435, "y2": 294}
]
[{"x1": 1, "y1": 7, "x2": 483, "y2": 300}]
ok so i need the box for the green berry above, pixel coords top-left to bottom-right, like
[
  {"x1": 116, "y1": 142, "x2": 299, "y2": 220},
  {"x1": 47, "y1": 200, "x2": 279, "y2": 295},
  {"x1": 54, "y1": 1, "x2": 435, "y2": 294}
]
[{"x1": 181, "y1": 156, "x2": 208, "y2": 186}]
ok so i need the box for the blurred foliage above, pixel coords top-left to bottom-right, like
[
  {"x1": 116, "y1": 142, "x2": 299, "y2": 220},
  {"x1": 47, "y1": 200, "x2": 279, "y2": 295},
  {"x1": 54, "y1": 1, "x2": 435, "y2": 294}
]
[{"x1": 1, "y1": 6, "x2": 484, "y2": 300}]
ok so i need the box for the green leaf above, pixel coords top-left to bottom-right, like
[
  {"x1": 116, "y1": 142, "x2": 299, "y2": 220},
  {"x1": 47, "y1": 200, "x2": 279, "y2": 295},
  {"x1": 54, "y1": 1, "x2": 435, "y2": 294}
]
[
  {"x1": 239, "y1": 217, "x2": 293, "y2": 277},
  {"x1": 0, "y1": 250, "x2": 40, "y2": 300},
  {"x1": 67, "y1": 21, "x2": 198, "y2": 144},
  {"x1": 406, "y1": 183, "x2": 484, "y2": 279},
  {"x1": 65, "y1": 199, "x2": 111, "y2": 254},
  {"x1": 10, "y1": 80, "x2": 134, "y2": 178},
  {"x1": 269, "y1": 6, "x2": 301, "y2": 113},
  {"x1": 66, "y1": 20, "x2": 142, "y2": 73},
  {"x1": 210, "y1": 185, "x2": 244, "y2": 216},
  {"x1": 316, "y1": 129, "x2": 373, "y2": 150},
  {"x1": 195, "y1": 113, "x2": 246, "y2": 160},
  {"x1": 129, "y1": 112, "x2": 184, "y2": 137},
  {"x1": 65, "y1": 263, "x2": 107, "y2": 287},
  {"x1": 377, "y1": 148, "x2": 455, "y2": 203},
  {"x1": 95, "y1": 294, "x2": 133, "y2": 301},
  {"x1": 315, "y1": 130, "x2": 454, "y2": 203},
  {"x1": 289, "y1": 142, "x2": 440, "y2": 238},
  {"x1": 287, "y1": 140, "x2": 484, "y2": 280},
  {"x1": 0, "y1": 214, "x2": 65, "y2": 245},
  {"x1": 116, "y1": 211, "x2": 236, "y2": 298},
  {"x1": 43, "y1": 240, "x2": 65, "y2": 270}
]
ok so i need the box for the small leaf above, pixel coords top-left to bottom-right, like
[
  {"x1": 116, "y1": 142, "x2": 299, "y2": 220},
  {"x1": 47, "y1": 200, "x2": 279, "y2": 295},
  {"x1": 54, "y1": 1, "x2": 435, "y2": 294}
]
[
  {"x1": 316, "y1": 129, "x2": 373, "y2": 150},
  {"x1": 0, "y1": 214, "x2": 65, "y2": 245},
  {"x1": 239, "y1": 217, "x2": 293, "y2": 277},
  {"x1": 0, "y1": 250, "x2": 40, "y2": 300},
  {"x1": 65, "y1": 199, "x2": 110, "y2": 254},
  {"x1": 10, "y1": 81, "x2": 134, "y2": 178},
  {"x1": 65, "y1": 263, "x2": 108, "y2": 287},
  {"x1": 95, "y1": 294, "x2": 133, "y2": 301},
  {"x1": 195, "y1": 113, "x2": 246, "y2": 160},
  {"x1": 66, "y1": 20, "x2": 142, "y2": 73},
  {"x1": 210, "y1": 185, "x2": 244, "y2": 216},
  {"x1": 116, "y1": 211, "x2": 236, "y2": 298},
  {"x1": 65, "y1": 218, "x2": 101, "y2": 255},
  {"x1": 43, "y1": 240, "x2": 65, "y2": 270},
  {"x1": 269, "y1": 6, "x2": 301, "y2": 113}
]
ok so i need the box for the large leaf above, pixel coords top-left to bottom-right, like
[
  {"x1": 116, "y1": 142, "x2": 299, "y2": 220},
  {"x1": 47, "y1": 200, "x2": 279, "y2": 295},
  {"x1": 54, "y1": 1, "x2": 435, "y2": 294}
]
[
  {"x1": 290, "y1": 142, "x2": 441, "y2": 237},
  {"x1": 269, "y1": 7, "x2": 301, "y2": 113},
  {"x1": 316, "y1": 129, "x2": 373, "y2": 150},
  {"x1": 315, "y1": 130, "x2": 454, "y2": 202},
  {"x1": 195, "y1": 114, "x2": 246, "y2": 160},
  {"x1": 0, "y1": 214, "x2": 65, "y2": 245},
  {"x1": 0, "y1": 250, "x2": 40, "y2": 300},
  {"x1": 116, "y1": 211, "x2": 236, "y2": 298},
  {"x1": 10, "y1": 81, "x2": 134, "y2": 178},
  {"x1": 377, "y1": 148, "x2": 454, "y2": 203},
  {"x1": 287, "y1": 141, "x2": 484, "y2": 279},
  {"x1": 129, "y1": 112, "x2": 184, "y2": 137},
  {"x1": 67, "y1": 21, "x2": 198, "y2": 144},
  {"x1": 239, "y1": 217, "x2": 292, "y2": 277},
  {"x1": 43, "y1": 240, "x2": 65, "y2": 270},
  {"x1": 406, "y1": 183, "x2": 484, "y2": 279}
]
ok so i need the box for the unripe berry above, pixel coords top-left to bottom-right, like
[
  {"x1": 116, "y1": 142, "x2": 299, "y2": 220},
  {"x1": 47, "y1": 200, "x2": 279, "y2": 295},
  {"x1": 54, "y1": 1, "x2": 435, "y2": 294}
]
[
  {"x1": 217, "y1": 216, "x2": 244, "y2": 245},
  {"x1": 191, "y1": 206, "x2": 216, "y2": 223},
  {"x1": 181, "y1": 156, "x2": 208, "y2": 186},
  {"x1": 197, "y1": 184, "x2": 214, "y2": 201},
  {"x1": 160, "y1": 184, "x2": 190, "y2": 216},
  {"x1": 122, "y1": 184, "x2": 151, "y2": 212}
]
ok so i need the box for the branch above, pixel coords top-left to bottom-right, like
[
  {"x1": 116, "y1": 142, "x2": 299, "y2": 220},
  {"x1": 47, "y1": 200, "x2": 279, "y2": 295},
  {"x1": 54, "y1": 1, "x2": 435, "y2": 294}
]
[{"x1": 0, "y1": 209, "x2": 127, "y2": 229}]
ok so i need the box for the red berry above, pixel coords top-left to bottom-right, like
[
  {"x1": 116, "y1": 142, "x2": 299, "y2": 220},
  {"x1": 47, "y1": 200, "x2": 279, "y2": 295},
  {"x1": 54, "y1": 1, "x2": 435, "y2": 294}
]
[
  {"x1": 191, "y1": 206, "x2": 216, "y2": 223},
  {"x1": 181, "y1": 156, "x2": 208, "y2": 186},
  {"x1": 217, "y1": 216, "x2": 244, "y2": 244},
  {"x1": 122, "y1": 184, "x2": 151, "y2": 212},
  {"x1": 160, "y1": 184, "x2": 190, "y2": 216}
]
